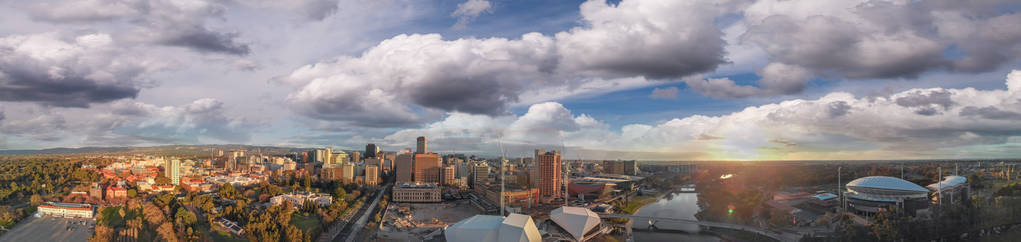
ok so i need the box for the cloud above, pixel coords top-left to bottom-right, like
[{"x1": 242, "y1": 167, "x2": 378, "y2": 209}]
[
  {"x1": 555, "y1": 0, "x2": 727, "y2": 79},
  {"x1": 451, "y1": 0, "x2": 492, "y2": 29},
  {"x1": 0, "y1": 33, "x2": 163, "y2": 107},
  {"x1": 284, "y1": 0, "x2": 732, "y2": 127},
  {"x1": 385, "y1": 70, "x2": 1021, "y2": 160},
  {"x1": 28, "y1": 0, "x2": 251, "y2": 55},
  {"x1": 30, "y1": 0, "x2": 141, "y2": 22},
  {"x1": 960, "y1": 106, "x2": 1021, "y2": 120},
  {"x1": 650, "y1": 86, "x2": 679, "y2": 99},
  {"x1": 0, "y1": 98, "x2": 258, "y2": 147},
  {"x1": 692, "y1": 0, "x2": 1021, "y2": 97},
  {"x1": 157, "y1": 27, "x2": 251, "y2": 55}
]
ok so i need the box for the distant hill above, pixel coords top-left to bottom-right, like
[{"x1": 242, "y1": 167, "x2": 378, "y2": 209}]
[{"x1": 0, "y1": 144, "x2": 315, "y2": 156}]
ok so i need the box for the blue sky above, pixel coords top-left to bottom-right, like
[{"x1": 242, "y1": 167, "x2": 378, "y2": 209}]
[{"x1": 1, "y1": 0, "x2": 1021, "y2": 160}]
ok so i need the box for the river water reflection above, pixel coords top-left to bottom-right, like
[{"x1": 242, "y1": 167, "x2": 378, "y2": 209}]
[{"x1": 632, "y1": 192, "x2": 721, "y2": 242}]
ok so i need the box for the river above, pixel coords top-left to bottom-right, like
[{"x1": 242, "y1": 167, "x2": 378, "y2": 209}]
[{"x1": 632, "y1": 192, "x2": 721, "y2": 242}]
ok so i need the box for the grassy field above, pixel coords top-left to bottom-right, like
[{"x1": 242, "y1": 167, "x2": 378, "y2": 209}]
[
  {"x1": 195, "y1": 224, "x2": 247, "y2": 242},
  {"x1": 99, "y1": 206, "x2": 140, "y2": 228},
  {"x1": 290, "y1": 214, "x2": 322, "y2": 238},
  {"x1": 621, "y1": 195, "x2": 659, "y2": 214}
]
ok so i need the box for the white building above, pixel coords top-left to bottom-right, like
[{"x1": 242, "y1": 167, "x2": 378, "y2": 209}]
[
  {"x1": 445, "y1": 213, "x2": 541, "y2": 242},
  {"x1": 38, "y1": 202, "x2": 94, "y2": 218},
  {"x1": 270, "y1": 192, "x2": 333, "y2": 207}
]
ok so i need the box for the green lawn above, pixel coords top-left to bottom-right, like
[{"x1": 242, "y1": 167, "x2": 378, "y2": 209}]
[
  {"x1": 99, "y1": 206, "x2": 140, "y2": 228},
  {"x1": 621, "y1": 195, "x2": 658, "y2": 214},
  {"x1": 290, "y1": 214, "x2": 322, "y2": 238}
]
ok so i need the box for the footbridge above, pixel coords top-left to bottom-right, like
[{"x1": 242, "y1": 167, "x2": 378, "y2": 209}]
[{"x1": 598, "y1": 213, "x2": 797, "y2": 242}]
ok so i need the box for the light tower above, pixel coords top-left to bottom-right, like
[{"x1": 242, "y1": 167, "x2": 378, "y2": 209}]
[{"x1": 498, "y1": 140, "x2": 506, "y2": 217}]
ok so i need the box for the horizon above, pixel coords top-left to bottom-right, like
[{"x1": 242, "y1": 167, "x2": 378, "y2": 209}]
[{"x1": 1, "y1": 0, "x2": 1021, "y2": 161}]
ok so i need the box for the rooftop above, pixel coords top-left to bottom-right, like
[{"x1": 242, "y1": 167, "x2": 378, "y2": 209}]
[{"x1": 847, "y1": 176, "x2": 928, "y2": 192}]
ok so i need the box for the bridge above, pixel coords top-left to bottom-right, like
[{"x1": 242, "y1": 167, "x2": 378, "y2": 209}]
[{"x1": 598, "y1": 213, "x2": 798, "y2": 242}]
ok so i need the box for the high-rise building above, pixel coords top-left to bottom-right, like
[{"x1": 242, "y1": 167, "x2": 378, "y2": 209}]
[
  {"x1": 416, "y1": 136, "x2": 428, "y2": 154},
  {"x1": 603, "y1": 160, "x2": 638, "y2": 176},
  {"x1": 396, "y1": 150, "x2": 414, "y2": 183},
  {"x1": 473, "y1": 163, "x2": 490, "y2": 187},
  {"x1": 330, "y1": 152, "x2": 348, "y2": 165},
  {"x1": 343, "y1": 162, "x2": 355, "y2": 181},
  {"x1": 365, "y1": 165, "x2": 379, "y2": 186},
  {"x1": 442, "y1": 165, "x2": 456, "y2": 186},
  {"x1": 535, "y1": 149, "x2": 561, "y2": 199},
  {"x1": 414, "y1": 152, "x2": 441, "y2": 184},
  {"x1": 366, "y1": 144, "x2": 379, "y2": 158},
  {"x1": 166, "y1": 159, "x2": 181, "y2": 185},
  {"x1": 351, "y1": 151, "x2": 361, "y2": 162}
]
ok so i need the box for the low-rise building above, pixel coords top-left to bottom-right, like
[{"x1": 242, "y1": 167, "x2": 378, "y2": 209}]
[
  {"x1": 270, "y1": 192, "x2": 333, "y2": 207},
  {"x1": 392, "y1": 182, "x2": 442, "y2": 203},
  {"x1": 38, "y1": 202, "x2": 94, "y2": 218},
  {"x1": 106, "y1": 186, "x2": 127, "y2": 200}
]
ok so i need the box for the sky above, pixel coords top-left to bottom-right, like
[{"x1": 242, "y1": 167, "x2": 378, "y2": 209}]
[{"x1": 1, "y1": 0, "x2": 1021, "y2": 160}]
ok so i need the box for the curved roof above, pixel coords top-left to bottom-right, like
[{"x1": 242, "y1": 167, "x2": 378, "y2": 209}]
[
  {"x1": 847, "y1": 176, "x2": 928, "y2": 192},
  {"x1": 927, "y1": 176, "x2": 967, "y2": 191},
  {"x1": 550, "y1": 207, "x2": 601, "y2": 241}
]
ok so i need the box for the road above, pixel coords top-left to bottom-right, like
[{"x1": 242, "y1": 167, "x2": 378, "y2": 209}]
[
  {"x1": 338, "y1": 183, "x2": 391, "y2": 242},
  {"x1": 599, "y1": 213, "x2": 799, "y2": 242}
]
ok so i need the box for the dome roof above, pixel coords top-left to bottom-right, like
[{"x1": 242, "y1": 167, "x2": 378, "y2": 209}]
[
  {"x1": 847, "y1": 176, "x2": 928, "y2": 192},
  {"x1": 927, "y1": 176, "x2": 967, "y2": 191}
]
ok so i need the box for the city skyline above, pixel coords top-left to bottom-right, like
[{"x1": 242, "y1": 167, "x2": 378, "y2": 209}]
[{"x1": 1, "y1": 0, "x2": 1021, "y2": 161}]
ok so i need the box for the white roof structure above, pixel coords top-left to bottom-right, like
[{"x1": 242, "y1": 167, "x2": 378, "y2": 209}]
[
  {"x1": 499, "y1": 214, "x2": 542, "y2": 242},
  {"x1": 446, "y1": 215, "x2": 502, "y2": 242},
  {"x1": 550, "y1": 206, "x2": 601, "y2": 241},
  {"x1": 445, "y1": 213, "x2": 541, "y2": 242},
  {"x1": 846, "y1": 176, "x2": 929, "y2": 201},
  {"x1": 926, "y1": 176, "x2": 967, "y2": 191},
  {"x1": 847, "y1": 176, "x2": 929, "y2": 193}
]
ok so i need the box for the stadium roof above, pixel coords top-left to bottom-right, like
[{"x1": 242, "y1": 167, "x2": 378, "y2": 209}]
[
  {"x1": 926, "y1": 176, "x2": 967, "y2": 191},
  {"x1": 550, "y1": 206, "x2": 601, "y2": 241},
  {"x1": 445, "y1": 213, "x2": 541, "y2": 242},
  {"x1": 847, "y1": 176, "x2": 928, "y2": 192}
]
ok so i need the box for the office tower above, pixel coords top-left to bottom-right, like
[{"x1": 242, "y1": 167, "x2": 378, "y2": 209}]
[
  {"x1": 414, "y1": 152, "x2": 441, "y2": 184},
  {"x1": 330, "y1": 152, "x2": 348, "y2": 165},
  {"x1": 603, "y1": 160, "x2": 638, "y2": 175},
  {"x1": 365, "y1": 165, "x2": 379, "y2": 186},
  {"x1": 366, "y1": 144, "x2": 379, "y2": 158},
  {"x1": 416, "y1": 136, "x2": 428, "y2": 154},
  {"x1": 343, "y1": 162, "x2": 355, "y2": 181},
  {"x1": 535, "y1": 149, "x2": 561, "y2": 198},
  {"x1": 351, "y1": 151, "x2": 361, "y2": 162},
  {"x1": 165, "y1": 159, "x2": 181, "y2": 185},
  {"x1": 443, "y1": 165, "x2": 456, "y2": 186},
  {"x1": 474, "y1": 163, "x2": 490, "y2": 187},
  {"x1": 396, "y1": 149, "x2": 414, "y2": 183}
]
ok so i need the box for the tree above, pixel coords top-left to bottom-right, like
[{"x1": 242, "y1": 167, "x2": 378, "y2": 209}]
[
  {"x1": 29, "y1": 194, "x2": 42, "y2": 206},
  {"x1": 157, "y1": 222, "x2": 179, "y2": 242},
  {"x1": 90, "y1": 224, "x2": 114, "y2": 242},
  {"x1": 127, "y1": 189, "x2": 137, "y2": 198},
  {"x1": 175, "y1": 209, "x2": 197, "y2": 226},
  {"x1": 285, "y1": 225, "x2": 303, "y2": 242},
  {"x1": 155, "y1": 175, "x2": 172, "y2": 185},
  {"x1": 333, "y1": 186, "x2": 346, "y2": 200},
  {"x1": 219, "y1": 183, "x2": 238, "y2": 200}
]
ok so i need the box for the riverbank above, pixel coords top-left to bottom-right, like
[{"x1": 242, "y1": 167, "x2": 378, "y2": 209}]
[{"x1": 622, "y1": 195, "x2": 660, "y2": 214}]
